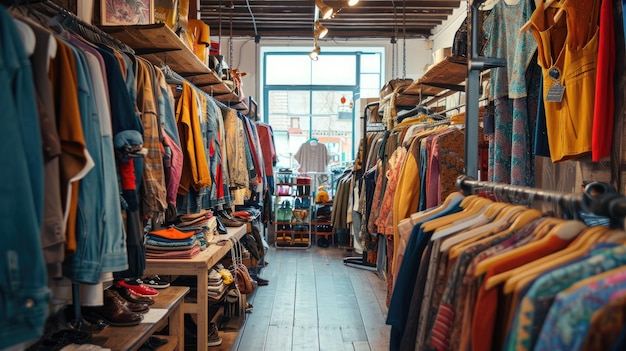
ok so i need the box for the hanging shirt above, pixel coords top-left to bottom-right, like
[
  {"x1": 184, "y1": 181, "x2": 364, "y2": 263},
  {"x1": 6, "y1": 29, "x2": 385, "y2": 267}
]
[{"x1": 294, "y1": 141, "x2": 331, "y2": 173}]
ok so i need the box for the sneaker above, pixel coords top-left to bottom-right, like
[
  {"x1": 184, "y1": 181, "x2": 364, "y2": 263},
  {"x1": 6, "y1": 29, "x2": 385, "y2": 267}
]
[
  {"x1": 116, "y1": 278, "x2": 159, "y2": 296},
  {"x1": 208, "y1": 323, "x2": 222, "y2": 346},
  {"x1": 245, "y1": 302, "x2": 254, "y2": 313},
  {"x1": 141, "y1": 275, "x2": 170, "y2": 289}
]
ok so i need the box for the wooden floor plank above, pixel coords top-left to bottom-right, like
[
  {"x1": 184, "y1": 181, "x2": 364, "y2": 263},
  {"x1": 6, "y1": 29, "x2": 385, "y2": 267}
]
[
  {"x1": 352, "y1": 340, "x2": 372, "y2": 351},
  {"x1": 231, "y1": 245, "x2": 389, "y2": 350},
  {"x1": 292, "y1": 325, "x2": 321, "y2": 351},
  {"x1": 264, "y1": 325, "x2": 293, "y2": 350},
  {"x1": 318, "y1": 326, "x2": 349, "y2": 351}
]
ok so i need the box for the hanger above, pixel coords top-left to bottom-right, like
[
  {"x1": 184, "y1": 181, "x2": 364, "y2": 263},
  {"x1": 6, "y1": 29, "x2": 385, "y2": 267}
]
[
  {"x1": 519, "y1": 0, "x2": 560, "y2": 33},
  {"x1": 420, "y1": 196, "x2": 493, "y2": 233},
  {"x1": 502, "y1": 226, "x2": 616, "y2": 294},
  {"x1": 446, "y1": 205, "x2": 533, "y2": 258},
  {"x1": 430, "y1": 201, "x2": 507, "y2": 242},
  {"x1": 475, "y1": 219, "x2": 586, "y2": 281},
  {"x1": 410, "y1": 192, "x2": 464, "y2": 224}
]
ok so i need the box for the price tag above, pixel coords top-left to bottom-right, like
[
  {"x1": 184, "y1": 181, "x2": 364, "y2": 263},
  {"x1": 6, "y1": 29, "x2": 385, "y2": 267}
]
[{"x1": 546, "y1": 84, "x2": 565, "y2": 102}]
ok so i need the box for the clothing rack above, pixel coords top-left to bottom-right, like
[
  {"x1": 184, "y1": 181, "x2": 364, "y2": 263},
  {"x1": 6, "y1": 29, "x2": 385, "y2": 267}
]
[
  {"x1": 27, "y1": 0, "x2": 135, "y2": 54},
  {"x1": 456, "y1": 175, "x2": 626, "y2": 228},
  {"x1": 343, "y1": 101, "x2": 385, "y2": 272},
  {"x1": 465, "y1": 0, "x2": 505, "y2": 178}
]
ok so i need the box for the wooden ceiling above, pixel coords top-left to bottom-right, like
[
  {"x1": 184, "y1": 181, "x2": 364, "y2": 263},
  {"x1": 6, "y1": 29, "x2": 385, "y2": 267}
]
[{"x1": 198, "y1": 0, "x2": 462, "y2": 40}]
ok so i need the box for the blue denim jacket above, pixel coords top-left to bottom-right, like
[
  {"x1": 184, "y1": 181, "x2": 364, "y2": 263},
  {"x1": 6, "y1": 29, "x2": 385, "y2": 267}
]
[{"x1": 0, "y1": 6, "x2": 50, "y2": 348}]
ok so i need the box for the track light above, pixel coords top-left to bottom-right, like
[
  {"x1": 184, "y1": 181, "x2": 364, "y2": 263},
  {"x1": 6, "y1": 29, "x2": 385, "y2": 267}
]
[
  {"x1": 309, "y1": 44, "x2": 321, "y2": 61},
  {"x1": 348, "y1": 0, "x2": 360, "y2": 6},
  {"x1": 314, "y1": 21, "x2": 328, "y2": 39},
  {"x1": 315, "y1": 0, "x2": 334, "y2": 20}
]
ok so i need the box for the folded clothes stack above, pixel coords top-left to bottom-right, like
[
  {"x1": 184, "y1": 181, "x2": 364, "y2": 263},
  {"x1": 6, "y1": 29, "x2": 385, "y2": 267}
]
[
  {"x1": 173, "y1": 210, "x2": 216, "y2": 249},
  {"x1": 145, "y1": 227, "x2": 201, "y2": 259},
  {"x1": 207, "y1": 268, "x2": 226, "y2": 299}
]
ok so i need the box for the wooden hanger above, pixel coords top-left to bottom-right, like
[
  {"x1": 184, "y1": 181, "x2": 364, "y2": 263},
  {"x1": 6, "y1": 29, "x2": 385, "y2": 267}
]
[
  {"x1": 502, "y1": 226, "x2": 616, "y2": 294},
  {"x1": 446, "y1": 206, "x2": 535, "y2": 258},
  {"x1": 420, "y1": 197, "x2": 493, "y2": 233},
  {"x1": 476, "y1": 219, "x2": 587, "y2": 283},
  {"x1": 519, "y1": 0, "x2": 560, "y2": 33},
  {"x1": 430, "y1": 201, "x2": 500, "y2": 242},
  {"x1": 409, "y1": 191, "x2": 464, "y2": 225}
]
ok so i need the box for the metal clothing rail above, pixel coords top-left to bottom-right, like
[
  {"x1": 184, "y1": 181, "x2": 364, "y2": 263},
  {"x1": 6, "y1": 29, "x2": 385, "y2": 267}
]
[{"x1": 456, "y1": 175, "x2": 626, "y2": 228}]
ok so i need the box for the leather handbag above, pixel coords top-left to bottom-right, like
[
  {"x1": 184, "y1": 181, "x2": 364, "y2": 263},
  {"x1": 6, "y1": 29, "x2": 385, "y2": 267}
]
[{"x1": 235, "y1": 265, "x2": 254, "y2": 294}]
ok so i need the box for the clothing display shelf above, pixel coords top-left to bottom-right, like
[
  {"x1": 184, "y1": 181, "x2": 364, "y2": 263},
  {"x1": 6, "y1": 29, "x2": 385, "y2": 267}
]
[
  {"x1": 91, "y1": 286, "x2": 189, "y2": 351},
  {"x1": 274, "y1": 171, "x2": 316, "y2": 249},
  {"x1": 399, "y1": 56, "x2": 490, "y2": 108},
  {"x1": 142, "y1": 224, "x2": 247, "y2": 351},
  {"x1": 101, "y1": 23, "x2": 245, "y2": 108},
  {"x1": 312, "y1": 201, "x2": 335, "y2": 245},
  {"x1": 343, "y1": 103, "x2": 386, "y2": 272}
]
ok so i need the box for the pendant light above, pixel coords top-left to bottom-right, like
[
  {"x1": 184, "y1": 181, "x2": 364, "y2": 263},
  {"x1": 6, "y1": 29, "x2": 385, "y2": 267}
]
[
  {"x1": 315, "y1": 0, "x2": 334, "y2": 20},
  {"x1": 348, "y1": 0, "x2": 360, "y2": 6}
]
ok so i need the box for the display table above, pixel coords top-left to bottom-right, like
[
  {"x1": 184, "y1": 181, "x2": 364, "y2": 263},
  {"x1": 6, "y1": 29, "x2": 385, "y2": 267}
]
[
  {"x1": 91, "y1": 286, "x2": 189, "y2": 351},
  {"x1": 143, "y1": 224, "x2": 247, "y2": 351}
]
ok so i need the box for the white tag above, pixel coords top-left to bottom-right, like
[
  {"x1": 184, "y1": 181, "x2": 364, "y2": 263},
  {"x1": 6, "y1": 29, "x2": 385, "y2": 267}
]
[{"x1": 546, "y1": 84, "x2": 565, "y2": 102}]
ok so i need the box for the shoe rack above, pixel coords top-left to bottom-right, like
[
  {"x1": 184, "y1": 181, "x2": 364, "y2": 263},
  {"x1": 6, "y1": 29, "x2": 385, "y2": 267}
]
[{"x1": 274, "y1": 171, "x2": 313, "y2": 249}]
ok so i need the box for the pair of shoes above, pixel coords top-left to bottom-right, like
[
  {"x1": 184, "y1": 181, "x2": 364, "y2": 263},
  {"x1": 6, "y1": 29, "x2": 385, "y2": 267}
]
[
  {"x1": 208, "y1": 322, "x2": 222, "y2": 346},
  {"x1": 141, "y1": 275, "x2": 170, "y2": 289},
  {"x1": 117, "y1": 278, "x2": 159, "y2": 296},
  {"x1": 106, "y1": 290, "x2": 150, "y2": 313},
  {"x1": 245, "y1": 302, "x2": 254, "y2": 313},
  {"x1": 110, "y1": 285, "x2": 155, "y2": 305},
  {"x1": 138, "y1": 336, "x2": 169, "y2": 350},
  {"x1": 82, "y1": 290, "x2": 144, "y2": 327}
]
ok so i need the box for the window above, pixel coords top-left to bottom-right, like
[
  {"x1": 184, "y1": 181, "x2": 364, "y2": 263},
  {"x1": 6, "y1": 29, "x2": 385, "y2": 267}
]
[{"x1": 262, "y1": 48, "x2": 383, "y2": 169}]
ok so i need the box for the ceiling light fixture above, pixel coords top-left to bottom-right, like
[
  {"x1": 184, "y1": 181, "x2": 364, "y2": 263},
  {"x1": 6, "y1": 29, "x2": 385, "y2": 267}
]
[
  {"x1": 348, "y1": 0, "x2": 360, "y2": 6},
  {"x1": 309, "y1": 44, "x2": 321, "y2": 61},
  {"x1": 314, "y1": 21, "x2": 328, "y2": 39},
  {"x1": 315, "y1": 0, "x2": 334, "y2": 20}
]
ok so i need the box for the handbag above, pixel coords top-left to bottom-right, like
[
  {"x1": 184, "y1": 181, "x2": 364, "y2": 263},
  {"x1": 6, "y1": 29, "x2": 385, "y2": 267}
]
[{"x1": 276, "y1": 200, "x2": 293, "y2": 222}]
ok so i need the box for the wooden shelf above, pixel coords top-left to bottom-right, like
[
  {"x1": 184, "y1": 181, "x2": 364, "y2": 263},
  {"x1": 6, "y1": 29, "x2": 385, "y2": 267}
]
[
  {"x1": 91, "y1": 286, "x2": 188, "y2": 351},
  {"x1": 101, "y1": 23, "x2": 243, "y2": 106},
  {"x1": 143, "y1": 224, "x2": 247, "y2": 351},
  {"x1": 396, "y1": 56, "x2": 470, "y2": 106}
]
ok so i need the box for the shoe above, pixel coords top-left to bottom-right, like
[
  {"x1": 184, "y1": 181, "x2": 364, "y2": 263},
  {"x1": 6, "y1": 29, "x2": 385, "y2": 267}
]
[
  {"x1": 252, "y1": 276, "x2": 269, "y2": 286},
  {"x1": 82, "y1": 291, "x2": 143, "y2": 327},
  {"x1": 219, "y1": 215, "x2": 246, "y2": 227},
  {"x1": 208, "y1": 323, "x2": 222, "y2": 346},
  {"x1": 215, "y1": 216, "x2": 228, "y2": 234},
  {"x1": 245, "y1": 302, "x2": 254, "y2": 313},
  {"x1": 117, "y1": 278, "x2": 159, "y2": 296},
  {"x1": 141, "y1": 275, "x2": 170, "y2": 289},
  {"x1": 111, "y1": 286, "x2": 155, "y2": 305},
  {"x1": 106, "y1": 290, "x2": 150, "y2": 313}
]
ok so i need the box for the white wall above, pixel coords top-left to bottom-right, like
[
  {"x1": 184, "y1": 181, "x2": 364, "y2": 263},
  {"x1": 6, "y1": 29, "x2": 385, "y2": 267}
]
[{"x1": 431, "y1": 3, "x2": 468, "y2": 53}]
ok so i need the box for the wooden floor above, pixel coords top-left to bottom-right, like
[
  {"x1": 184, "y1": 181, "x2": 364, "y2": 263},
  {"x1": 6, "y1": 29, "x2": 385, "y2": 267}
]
[{"x1": 215, "y1": 245, "x2": 391, "y2": 351}]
